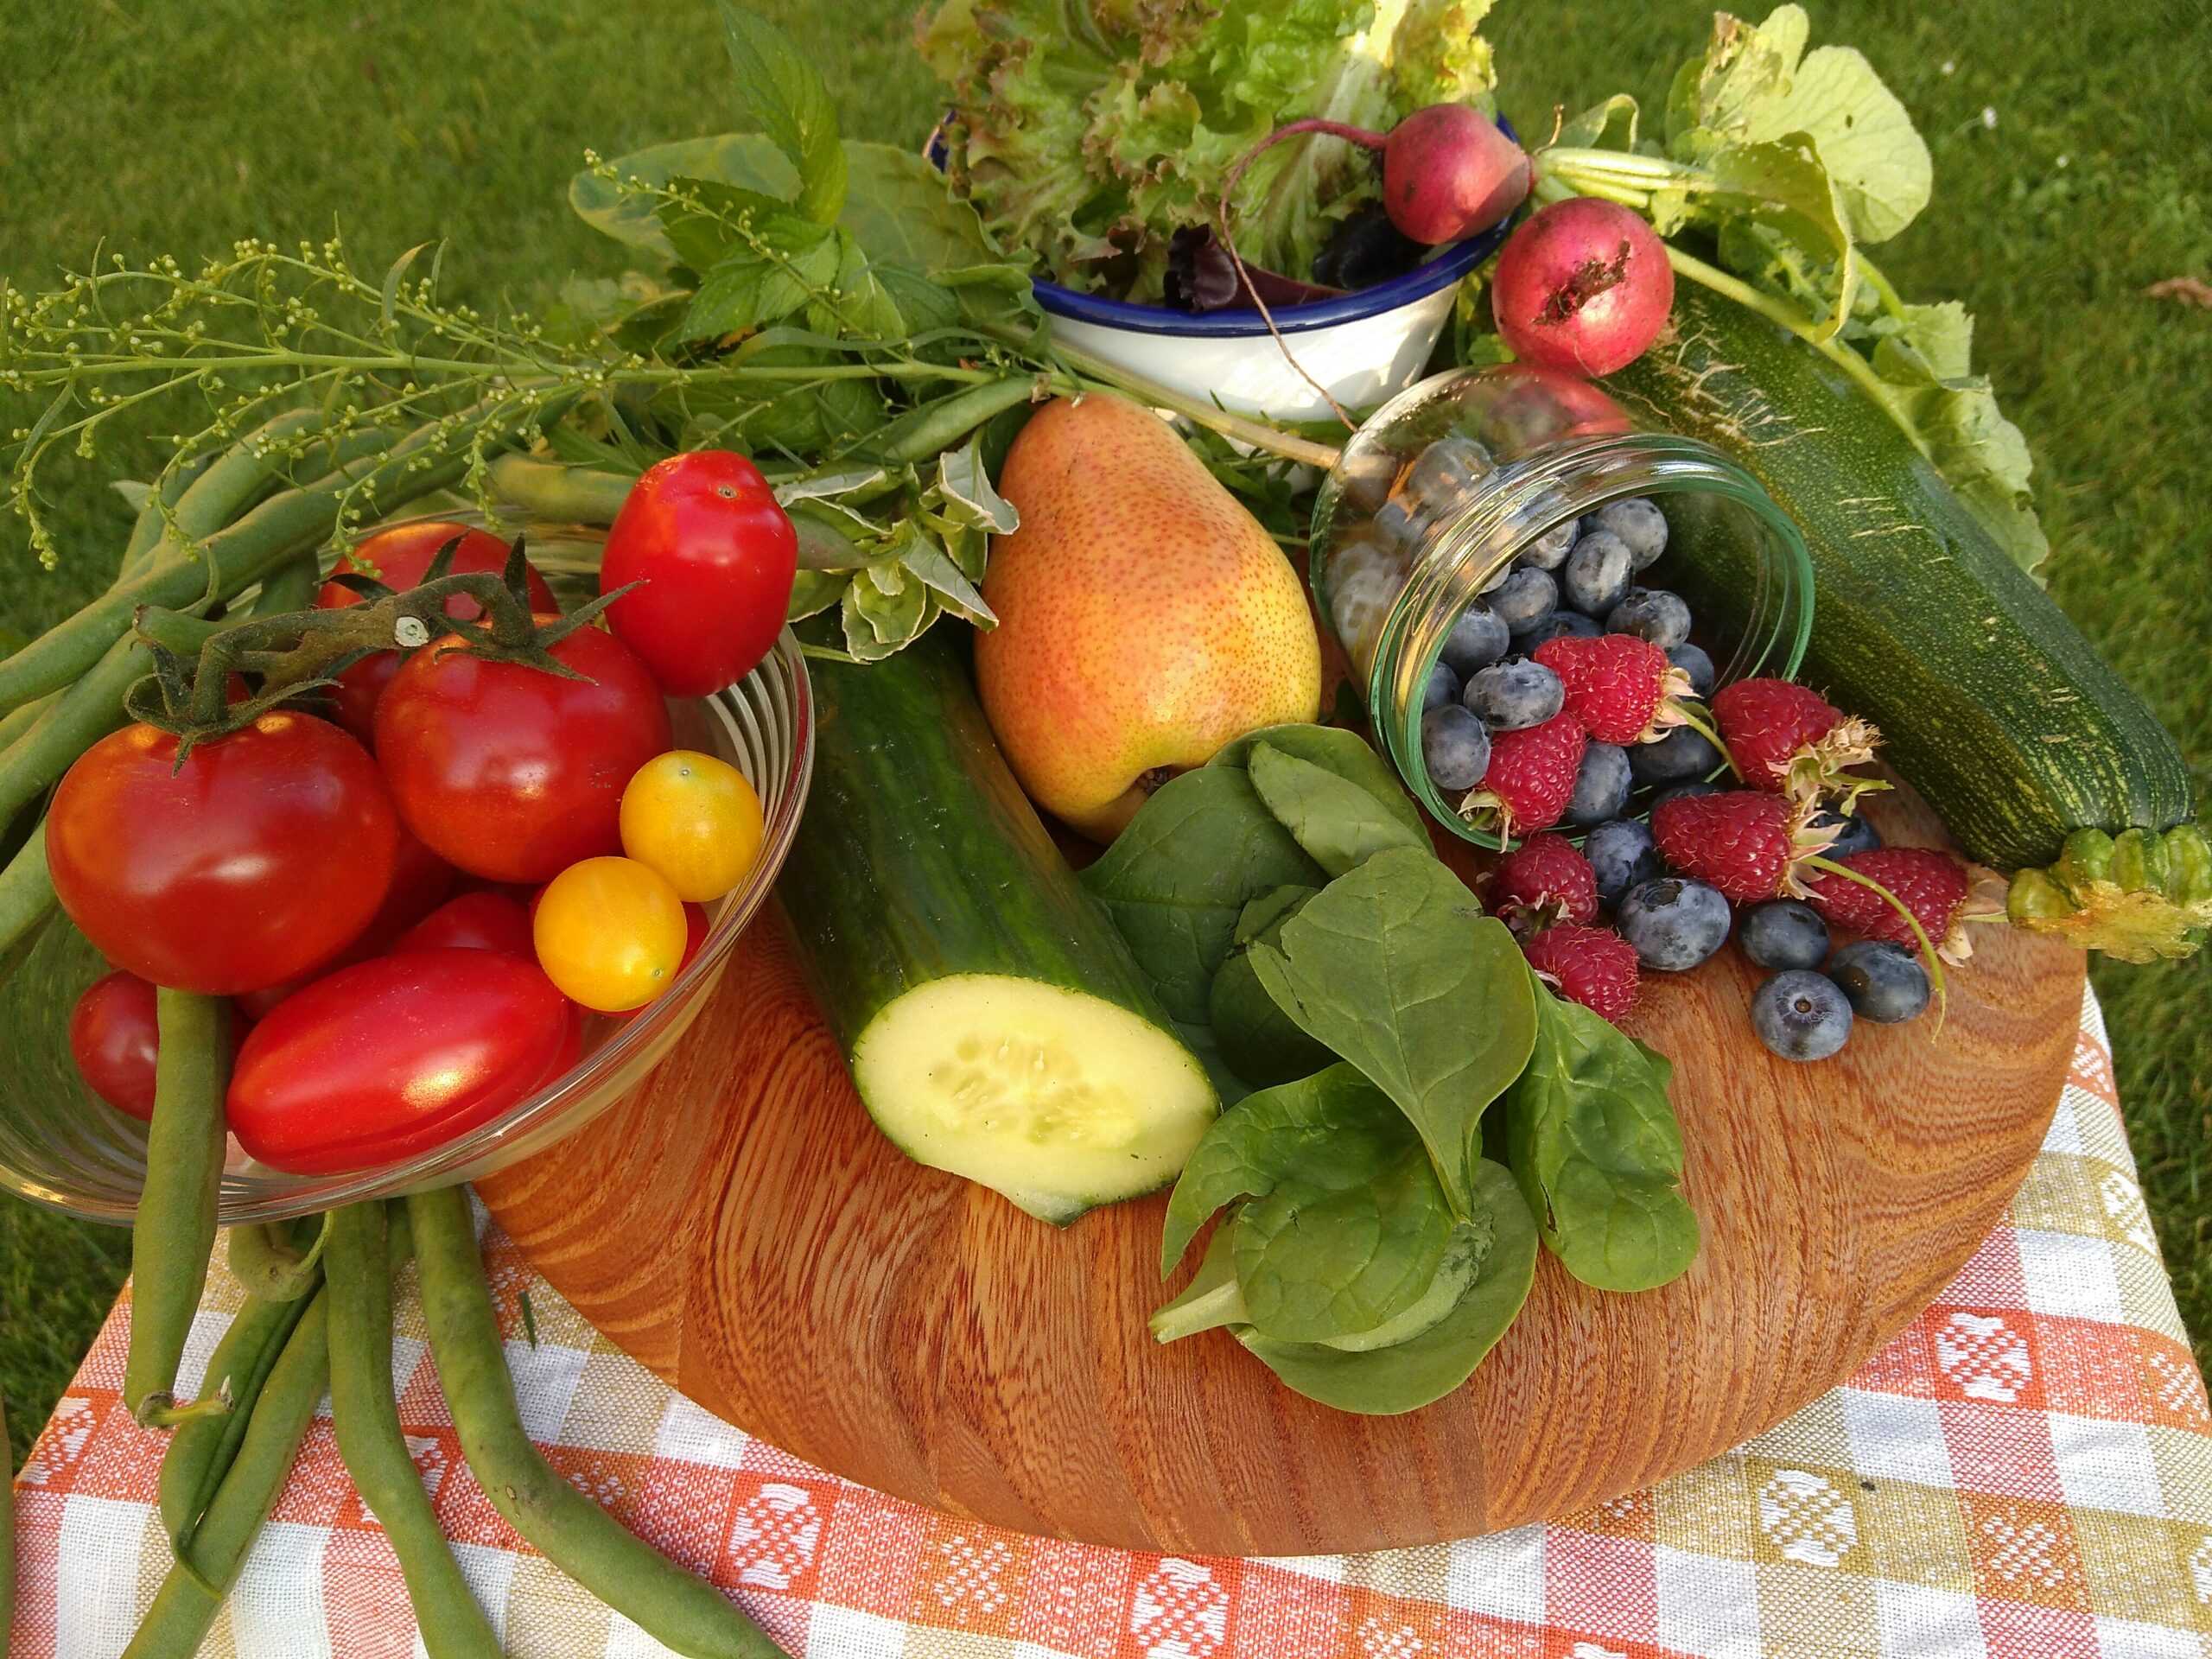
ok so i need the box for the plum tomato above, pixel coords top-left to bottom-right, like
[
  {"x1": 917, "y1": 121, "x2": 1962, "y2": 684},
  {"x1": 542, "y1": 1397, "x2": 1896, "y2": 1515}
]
[
  {"x1": 394, "y1": 890, "x2": 535, "y2": 957},
  {"x1": 533, "y1": 855, "x2": 686, "y2": 1013},
  {"x1": 618, "y1": 749, "x2": 764, "y2": 901},
  {"x1": 315, "y1": 521, "x2": 557, "y2": 745},
  {"x1": 227, "y1": 949, "x2": 581, "y2": 1174},
  {"x1": 47, "y1": 713, "x2": 399, "y2": 995},
  {"x1": 374, "y1": 622, "x2": 672, "y2": 884},
  {"x1": 232, "y1": 824, "x2": 454, "y2": 1020},
  {"x1": 69, "y1": 970, "x2": 162, "y2": 1120},
  {"x1": 599, "y1": 451, "x2": 797, "y2": 696}
]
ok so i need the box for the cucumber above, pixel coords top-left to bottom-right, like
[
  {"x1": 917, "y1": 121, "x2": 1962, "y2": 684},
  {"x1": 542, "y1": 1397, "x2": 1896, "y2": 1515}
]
[
  {"x1": 778, "y1": 630, "x2": 1217, "y2": 1224},
  {"x1": 1609, "y1": 285, "x2": 2207, "y2": 961}
]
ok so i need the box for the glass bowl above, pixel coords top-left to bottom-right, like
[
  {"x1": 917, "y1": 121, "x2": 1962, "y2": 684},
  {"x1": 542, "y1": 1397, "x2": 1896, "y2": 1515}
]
[{"x1": 0, "y1": 629, "x2": 814, "y2": 1226}]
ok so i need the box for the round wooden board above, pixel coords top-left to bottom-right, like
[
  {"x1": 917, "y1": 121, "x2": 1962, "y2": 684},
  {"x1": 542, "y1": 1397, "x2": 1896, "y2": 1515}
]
[{"x1": 479, "y1": 788, "x2": 2085, "y2": 1556}]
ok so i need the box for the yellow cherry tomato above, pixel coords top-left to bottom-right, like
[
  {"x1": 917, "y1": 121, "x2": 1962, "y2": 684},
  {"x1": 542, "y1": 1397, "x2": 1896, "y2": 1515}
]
[
  {"x1": 532, "y1": 856, "x2": 687, "y2": 1013},
  {"x1": 618, "y1": 749, "x2": 765, "y2": 902}
]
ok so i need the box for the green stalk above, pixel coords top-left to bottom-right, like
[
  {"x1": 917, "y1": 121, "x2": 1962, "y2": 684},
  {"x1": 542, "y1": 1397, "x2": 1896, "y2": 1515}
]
[
  {"x1": 327, "y1": 1203, "x2": 502, "y2": 1659},
  {"x1": 226, "y1": 1216, "x2": 329, "y2": 1303}
]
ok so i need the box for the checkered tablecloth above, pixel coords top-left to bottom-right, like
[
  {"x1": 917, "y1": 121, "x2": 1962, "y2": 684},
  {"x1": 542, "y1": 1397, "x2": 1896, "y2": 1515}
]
[{"x1": 9, "y1": 986, "x2": 2211, "y2": 1658}]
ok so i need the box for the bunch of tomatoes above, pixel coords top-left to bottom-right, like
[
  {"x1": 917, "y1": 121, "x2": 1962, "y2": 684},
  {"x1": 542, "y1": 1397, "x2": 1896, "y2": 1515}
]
[{"x1": 55, "y1": 451, "x2": 797, "y2": 1176}]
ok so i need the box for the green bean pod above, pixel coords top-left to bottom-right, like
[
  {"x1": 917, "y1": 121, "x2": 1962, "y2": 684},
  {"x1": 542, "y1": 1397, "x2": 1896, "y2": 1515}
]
[
  {"x1": 125, "y1": 991, "x2": 233, "y2": 1428},
  {"x1": 225, "y1": 1216, "x2": 327, "y2": 1304},
  {"x1": 328, "y1": 1202, "x2": 502, "y2": 1659},
  {"x1": 121, "y1": 1291, "x2": 330, "y2": 1659},
  {"x1": 0, "y1": 819, "x2": 54, "y2": 960},
  {"x1": 157, "y1": 1284, "x2": 316, "y2": 1554},
  {"x1": 247, "y1": 549, "x2": 327, "y2": 620},
  {"x1": 871, "y1": 377, "x2": 1038, "y2": 464},
  {"x1": 0, "y1": 630, "x2": 161, "y2": 833},
  {"x1": 117, "y1": 451, "x2": 218, "y2": 587},
  {"x1": 408, "y1": 1185, "x2": 787, "y2": 1659},
  {"x1": 0, "y1": 693, "x2": 57, "y2": 758},
  {"x1": 486, "y1": 453, "x2": 637, "y2": 525}
]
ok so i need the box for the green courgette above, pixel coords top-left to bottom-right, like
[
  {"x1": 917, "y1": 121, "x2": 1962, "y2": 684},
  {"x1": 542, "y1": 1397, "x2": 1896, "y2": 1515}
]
[
  {"x1": 1609, "y1": 285, "x2": 2208, "y2": 961},
  {"x1": 778, "y1": 629, "x2": 1217, "y2": 1224}
]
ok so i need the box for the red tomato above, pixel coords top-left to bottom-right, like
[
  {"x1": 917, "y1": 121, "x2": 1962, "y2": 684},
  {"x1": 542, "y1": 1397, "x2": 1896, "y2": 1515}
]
[
  {"x1": 47, "y1": 713, "x2": 398, "y2": 995},
  {"x1": 678, "y1": 902, "x2": 709, "y2": 970},
  {"x1": 394, "y1": 890, "x2": 535, "y2": 957},
  {"x1": 316, "y1": 522, "x2": 558, "y2": 745},
  {"x1": 233, "y1": 826, "x2": 454, "y2": 1020},
  {"x1": 69, "y1": 970, "x2": 162, "y2": 1120},
  {"x1": 227, "y1": 949, "x2": 582, "y2": 1173},
  {"x1": 375, "y1": 623, "x2": 671, "y2": 883},
  {"x1": 599, "y1": 452, "x2": 797, "y2": 695}
]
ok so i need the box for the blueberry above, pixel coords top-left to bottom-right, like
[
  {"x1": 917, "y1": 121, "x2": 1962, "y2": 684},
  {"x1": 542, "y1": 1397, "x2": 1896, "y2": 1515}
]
[
  {"x1": 1464, "y1": 658, "x2": 1564, "y2": 732},
  {"x1": 1811, "y1": 808, "x2": 1882, "y2": 860},
  {"x1": 1422, "y1": 660, "x2": 1462, "y2": 714},
  {"x1": 1751, "y1": 969, "x2": 1853, "y2": 1061},
  {"x1": 1827, "y1": 940, "x2": 1930, "y2": 1024},
  {"x1": 1584, "y1": 818, "x2": 1660, "y2": 910},
  {"x1": 1398, "y1": 435, "x2": 1485, "y2": 524},
  {"x1": 1738, "y1": 900, "x2": 1830, "y2": 971},
  {"x1": 1605, "y1": 588, "x2": 1693, "y2": 649},
  {"x1": 1629, "y1": 725, "x2": 1724, "y2": 785},
  {"x1": 1521, "y1": 518, "x2": 1578, "y2": 570},
  {"x1": 1421, "y1": 704, "x2": 1491, "y2": 792},
  {"x1": 1565, "y1": 742, "x2": 1631, "y2": 827},
  {"x1": 1489, "y1": 566, "x2": 1558, "y2": 635},
  {"x1": 1650, "y1": 780, "x2": 1726, "y2": 809},
  {"x1": 1562, "y1": 529, "x2": 1633, "y2": 616},
  {"x1": 1592, "y1": 497, "x2": 1669, "y2": 569},
  {"x1": 1667, "y1": 641, "x2": 1717, "y2": 699},
  {"x1": 1517, "y1": 612, "x2": 1602, "y2": 647},
  {"x1": 1438, "y1": 605, "x2": 1510, "y2": 677},
  {"x1": 1617, "y1": 877, "x2": 1732, "y2": 971}
]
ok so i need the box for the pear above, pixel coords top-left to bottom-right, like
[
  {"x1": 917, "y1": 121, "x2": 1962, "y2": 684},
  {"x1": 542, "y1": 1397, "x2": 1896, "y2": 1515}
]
[{"x1": 976, "y1": 394, "x2": 1323, "y2": 839}]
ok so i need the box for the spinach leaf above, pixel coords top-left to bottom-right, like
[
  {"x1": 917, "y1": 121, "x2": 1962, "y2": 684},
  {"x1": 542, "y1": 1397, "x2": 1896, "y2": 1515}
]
[
  {"x1": 1499, "y1": 984, "x2": 1700, "y2": 1293},
  {"x1": 1247, "y1": 743, "x2": 1427, "y2": 877},
  {"x1": 1154, "y1": 1065, "x2": 1452, "y2": 1345},
  {"x1": 1236, "y1": 1160, "x2": 1537, "y2": 1415},
  {"x1": 717, "y1": 5, "x2": 847, "y2": 225},
  {"x1": 1249, "y1": 849, "x2": 1536, "y2": 1218},
  {"x1": 1147, "y1": 1226, "x2": 1247, "y2": 1344},
  {"x1": 1208, "y1": 886, "x2": 1332, "y2": 1089},
  {"x1": 1081, "y1": 768, "x2": 1322, "y2": 1024},
  {"x1": 1209, "y1": 723, "x2": 1425, "y2": 838}
]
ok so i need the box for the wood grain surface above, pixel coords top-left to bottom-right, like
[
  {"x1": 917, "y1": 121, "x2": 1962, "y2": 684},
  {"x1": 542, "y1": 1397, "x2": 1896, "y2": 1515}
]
[{"x1": 479, "y1": 787, "x2": 2085, "y2": 1555}]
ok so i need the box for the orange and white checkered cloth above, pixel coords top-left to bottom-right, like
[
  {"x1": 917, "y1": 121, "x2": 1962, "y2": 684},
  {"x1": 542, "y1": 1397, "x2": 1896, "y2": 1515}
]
[{"x1": 10, "y1": 987, "x2": 2211, "y2": 1658}]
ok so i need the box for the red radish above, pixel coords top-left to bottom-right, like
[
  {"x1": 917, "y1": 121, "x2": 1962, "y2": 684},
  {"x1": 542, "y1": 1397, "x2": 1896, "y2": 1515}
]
[
  {"x1": 1492, "y1": 198, "x2": 1675, "y2": 377},
  {"x1": 1221, "y1": 105, "x2": 1530, "y2": 251}
]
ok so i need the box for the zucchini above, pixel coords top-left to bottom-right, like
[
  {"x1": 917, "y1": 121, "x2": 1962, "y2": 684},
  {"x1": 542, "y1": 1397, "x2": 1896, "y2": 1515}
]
[
  {"x1": 779, "y1": 630, "x2": 1217, "y2": 1223},
  {"x1": 1609, "y1": 285, "x2": 2207, "y2": 961}
]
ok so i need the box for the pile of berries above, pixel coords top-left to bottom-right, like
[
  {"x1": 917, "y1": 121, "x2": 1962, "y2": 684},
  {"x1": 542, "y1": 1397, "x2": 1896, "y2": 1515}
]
[{"x1": 1439, "y1": 491, "x2": 1986, "y2": 1061}]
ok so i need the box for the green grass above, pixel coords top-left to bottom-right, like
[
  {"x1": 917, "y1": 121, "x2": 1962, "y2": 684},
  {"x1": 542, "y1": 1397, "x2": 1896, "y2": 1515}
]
[{"x1": 3, "y1": 0, "x2": 2208, "y2": 1470}]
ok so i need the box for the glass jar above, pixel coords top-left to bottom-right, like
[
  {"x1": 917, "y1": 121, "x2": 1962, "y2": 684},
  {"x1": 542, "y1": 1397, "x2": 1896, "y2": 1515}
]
[{"x1": 1310, "y1": 365, "x2": 1815, "y2": 845}]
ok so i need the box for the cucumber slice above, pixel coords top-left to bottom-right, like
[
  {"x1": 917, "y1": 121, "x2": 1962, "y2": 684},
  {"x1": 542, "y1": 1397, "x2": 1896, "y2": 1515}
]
[{"x1": 855, "y1": 975, "x2": 1214, "y2": 1224}]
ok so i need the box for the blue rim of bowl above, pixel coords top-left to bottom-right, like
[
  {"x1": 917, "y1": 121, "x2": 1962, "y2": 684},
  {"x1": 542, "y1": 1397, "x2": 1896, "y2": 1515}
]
[{"x1": 928, "y1": 115, "x2": 1518, "y2": 338}]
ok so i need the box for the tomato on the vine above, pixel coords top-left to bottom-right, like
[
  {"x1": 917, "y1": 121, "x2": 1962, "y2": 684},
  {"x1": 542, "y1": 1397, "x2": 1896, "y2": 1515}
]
[
  {"x1": 227, "y1": 949, "x2": 581, "y2": 1174},
  {"x1": 316, "y1": 521, "x2": 557, "y2": 745},
  {"x1": 47, "y1": 713, "x2": 399, "y2": 995},
  {"x1": 599, "y1": 451, "x2": 797, "y2": 696},
  {"x1": 68, "y1": 970, "x2": 162, "y2": 1120},
  {"x1": 374, "y1": 622, "x2": 671, "y2": 883}
]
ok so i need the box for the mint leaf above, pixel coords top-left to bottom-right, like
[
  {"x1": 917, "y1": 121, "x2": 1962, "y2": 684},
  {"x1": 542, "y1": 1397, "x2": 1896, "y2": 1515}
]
[
  {"x1": 718, "y1": 5, "x2": 845, "y2": 224},
  {"x1": 1249, "y1": 849, "x2": 1537, "y2": 1218}
]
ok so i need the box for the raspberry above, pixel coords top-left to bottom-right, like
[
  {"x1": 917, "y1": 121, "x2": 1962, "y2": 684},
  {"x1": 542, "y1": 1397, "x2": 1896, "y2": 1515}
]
[
  {"x1": 1522, "y1": 923, "x2": 1640, "y2": 1022},
  {"x1": 1806, "y1": 846, "x2": 1984, "y2": 962},
  {"x1": 1532, "y1": 632, "x2": 1695, "y2": 746},
  {"x1": 1489, "y1": 833, "x2": 1599, "y2": 931},
  {"x1": 1459, "y1": 713, "x2": 1586, "y2": 838},
  {"x1": 1650, "y1": 789, "x2": 1838, "y2": 904},
  {"x1": 1712, "y1": 677, "x2": 1882, "y2": 806}
]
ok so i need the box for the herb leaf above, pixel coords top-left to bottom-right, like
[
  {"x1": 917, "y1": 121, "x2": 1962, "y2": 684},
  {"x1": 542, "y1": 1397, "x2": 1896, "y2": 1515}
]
[
  {"x1": 1080, "y1": 768, "x2": 1323, "y2": 1024},
  {"x1": 1209, "y1": 723, "x2": 1426, "y2": 839},
  {"x1": 1246, "y1": 744, "x2": 1428, "y2": 878},
  {"x1": 1249, "y1": 848, "x2": 1537, "y2": 1218},
  {"x1": 718, "y1": 4, "x2": 847, "y2": 225},
  {"x1": 1498, "y1": 985, "x2": 1699, "y2": 1292}
]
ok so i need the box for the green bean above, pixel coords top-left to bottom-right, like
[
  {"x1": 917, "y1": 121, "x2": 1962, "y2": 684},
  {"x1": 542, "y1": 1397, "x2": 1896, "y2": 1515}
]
[
  {"x1": 248, "y1": 549, "x2": 325, "y2": 620},
  {"x1": 2, "y1": 1391, "x2": 14, "y2": 1639},
  {"x1": 409, "y1": 1185, "x2": 787, "y2": 1659},
  {"x1": 328, "y1": 1203, "x2": 502, "y2": 1659},
  {"x1": 0, "y1": 693, "x2": 57, "y2": 756},
  {"x1": 122, "y1": 1292, "x2": 329, "y2": 1659},
  {"x1": 125, "y1": 991, "x2": 232, "y2": 1428},
  {"x1": 225, "y1": 1215, "x2": 328, "y2": 1303},
  {"x1": 0, "y1": 397, "x2": 555, "y2": 717},
  {"x1": 117, "y1": 451, "x2": 217, "y2": 587},
  {"x1": 0, "y1": 630, "x2": 156, "y2": 834},
  {"x1": 0, "y1": 819, "x2": 54, "y2": 961},
  {"x1": 872, "y1": 376, "x2": 1038, "y2": 464},
  {"x1": 157, "y1": 1284, "x2": 315, "y2": 1555},
  {"x1": 486, "y1": 452, "x2": 637, "y2": 525}
]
